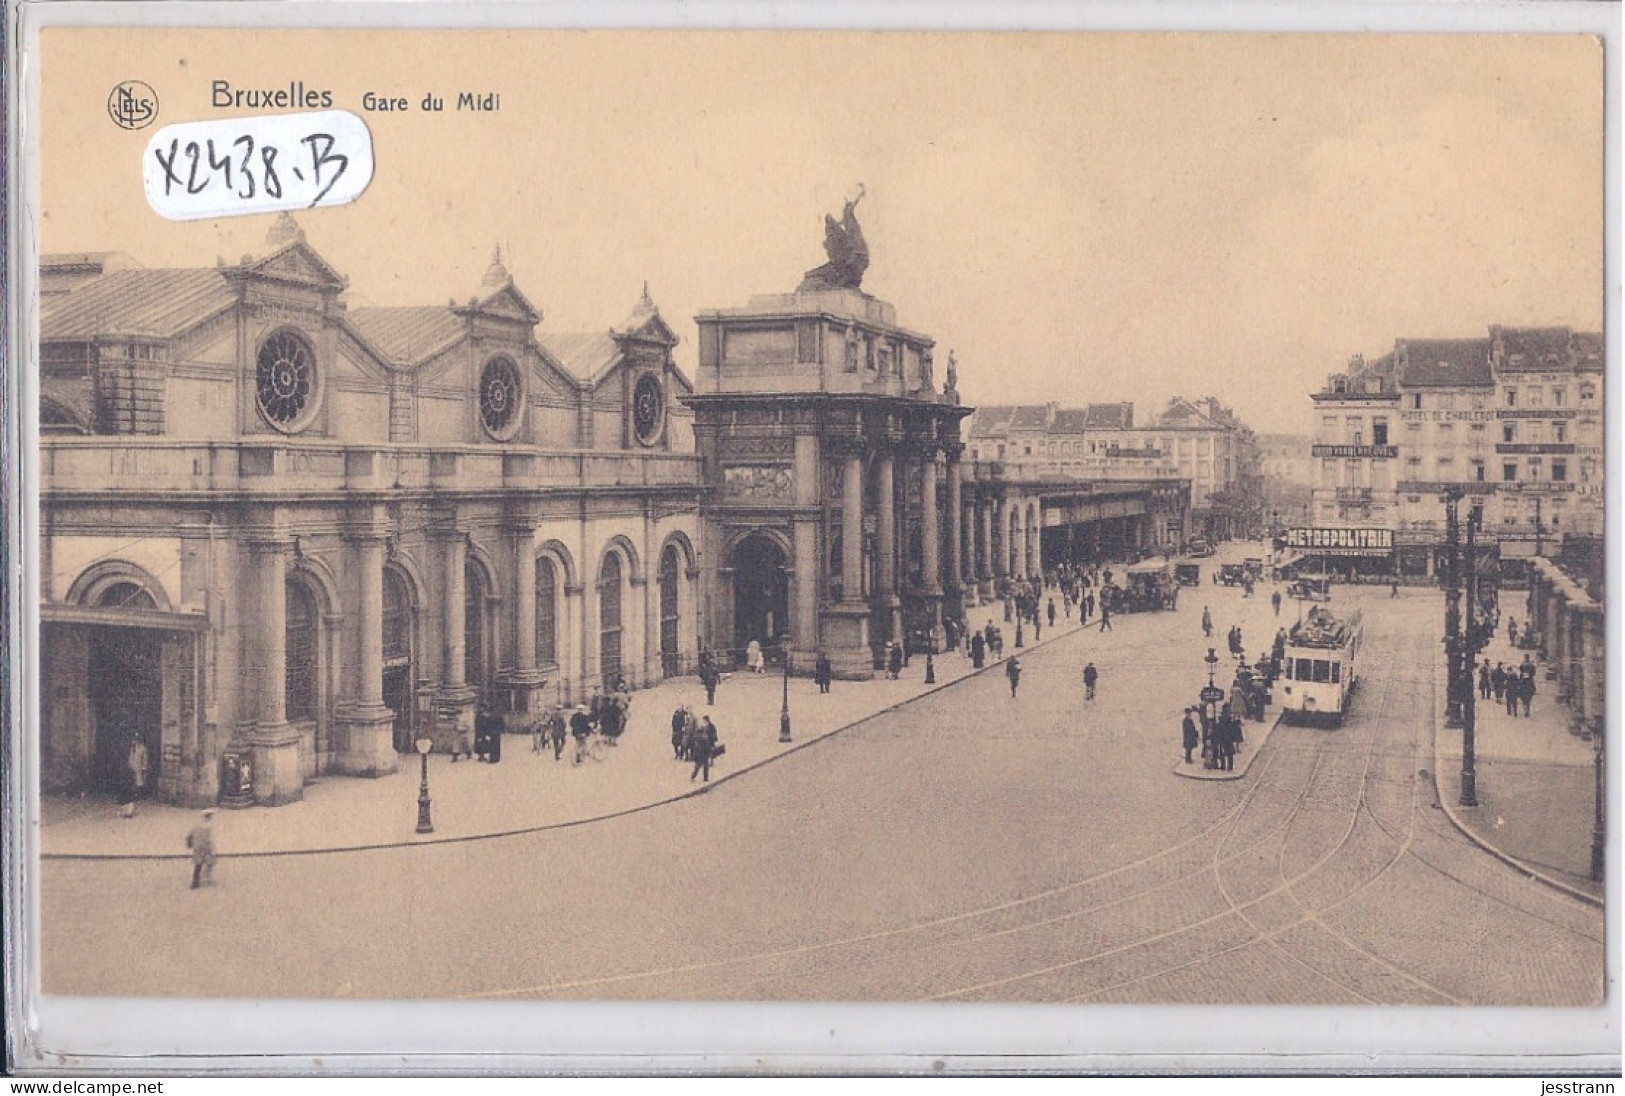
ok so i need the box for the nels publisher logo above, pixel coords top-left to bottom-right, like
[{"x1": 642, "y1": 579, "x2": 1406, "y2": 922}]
[{"x1": 108, "y1": 80, "x2": 158, "y2": 130}]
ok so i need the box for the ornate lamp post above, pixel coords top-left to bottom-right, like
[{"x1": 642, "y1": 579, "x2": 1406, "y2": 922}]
[
  {"x1": 1459, "y1": 506, "x2": 1479, "y2": 807},
  {"x1": 1443, "y1": 489, "x2": 1464, "y2": 729},
  {"x1": 779, "y1": 649, "x2": 793, "y2": 743},
  {"x1": 1199, "y1": 647, "x2": 1225, "y2": 759},
  {"x1": 1592, "y1": 725, "x2": 1605, "y2": 882},
  {"x1": 414, "y1": 734, "x2": 434, "y2": 834}
]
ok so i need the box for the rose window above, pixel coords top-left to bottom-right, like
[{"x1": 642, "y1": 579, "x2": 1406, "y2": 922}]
[
  {"x1": 479, "y1": 357, "x2": 522, "y2": 436},
  {"x1": 633, "y1": 373, "x2": 664, "y2": 445},
  {"x1": 255, "y1": 331, "x2": 316, "y2": 428}
]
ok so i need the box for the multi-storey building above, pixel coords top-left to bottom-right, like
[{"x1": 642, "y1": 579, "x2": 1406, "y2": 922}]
[
  {"x1": 1136, "y1": 397, "x2": 1264, "y2": 542},
  {"x1": 1306, "y1": 326, "x2": 1602, "y2": 578},
  {"x1": 1257, "y1": 432, "x2": 1314, "y2": 530},
  {"x1": 38, "y1": 217, "x2": 705, "y2": 807}
]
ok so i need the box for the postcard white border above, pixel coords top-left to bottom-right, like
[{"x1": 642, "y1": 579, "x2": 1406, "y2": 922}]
[{"x1": 6, "y1": 0, "x2": 1621, "y2": 1076}]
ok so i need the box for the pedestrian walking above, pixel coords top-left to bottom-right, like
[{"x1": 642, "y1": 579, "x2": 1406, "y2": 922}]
[
  {"x1": 1478, "y1": 660, "x2": 1492, "y2": 701},
  {"x1": 671, "y1": 705, "x2": 691, "y2": 759},
  {"x1": 1098, "y1": 603, "x2": 1112, "y2": 632},
  {"x1": 1505, "y1": 677, "x2": 1519, "y2": 716},
  {"x1": 1047, "y1": 599, "x2": 1057, "y2": 628},
  {"x1": 1507, "y1": 618, "x2": 1517, "y2": 645},
  {"x1": 122, "y1": 735, "x2": 149, "y2": 818},
  {"x1": 186, "y1": 809, "x2": 217, "y2": 889},
  {"x1": 1084, "y1": 592, "x2": 1095, "y2": 622},
  {"x1": 885, "y1": 641, "x2": 902, "y2": 680},
  {"x1": 1201, "y1": 606, "x2": 1212, "y2": 638},
  {"x1": 569, "y1": 704, "x2": 593, "y2": 756},
  {"x1": 699, "y1": 659, "x2": 721, "y2": 706},
  {"x1": 1082, "y1": 662, "x2": 1098, "y2": 701},
  {"x1": 1520, "y1": 675, "x2": 1535, "y2": 717},
  {"x1": 1218, "y1": 706, "x2": 1238, "y2": 772},
  {"x1": 969, "y1": 630, "x2": 985, "y2": 669},
  {"x1": 450, "y1": 719, "x2": 474, "y2": 762},
  {"x1": 991, "y1": 629, "x2": 1004, "y2": 661},
  {"x1": 1005, "y1": 656, "x2": 1022, "y2": 698},
  {"x1": 549, "y1": 708, "x2": 567, "y2": 760},
  {"x1": 1181, "y1": 708, "x2": 1200, "y2": 764},
  {"x1": 690, "y1": 716, "x2": 718, "y2": 782},
  {"x1": 814, "y1": 650, "x2": 833, "y2": 693},
  {"x1": 531, "y1": 707, "x2": 552, "y2": 753},
  {"x1": 1271, "y1": 590, "x2": 1282, "y2": 617},
  {"x1": 747, "y1": 638, "x2": 765, "y2": 674}
]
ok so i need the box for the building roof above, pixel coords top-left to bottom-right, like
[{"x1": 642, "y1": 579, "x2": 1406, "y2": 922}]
[
  {"x1": 347, "y1": 306, "x2": 466, "y2": 365},
  {"x1": 966, "y1": 404, "x2": 1052, "y2": 438},
  {"x1": 1049, "y1": 408, "x2": 1093, "y2": 434},
  {"x1": 40, "y1": 267, "x2": 237, "y2": 342},
  {"x1": 1083, "y1": 402, "x2": 1134, "y2": 430},
  {"x1": 1394, "y1": 338, "x2": 1492, "y2": 388},
  {"x1": 537, "y1": 331, "x2": 619, "y2": 383},
  {"x1": 1492, "y1": 326, "x2": 1574, "y2": 372},
  {"x1": 1573, "y1": 331, "x2": 1603, "y2": 372}
]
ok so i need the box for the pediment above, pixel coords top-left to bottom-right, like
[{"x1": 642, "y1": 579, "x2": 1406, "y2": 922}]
[
  {"x1": 618, "y1": 311, "x2": 679, "y2": 348},
  {"x1": 463, "y1": 281, "x2": 542, "y2": 326},
  {"x1": 248, "y1": 241, "x2": 348, "y2": 291}
]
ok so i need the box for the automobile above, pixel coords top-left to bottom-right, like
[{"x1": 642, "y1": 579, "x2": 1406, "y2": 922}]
[
  {"x1": 1175, "y1": 562, "x2": 1202, "y2": 587},
  {"x1": 1242, "y1": 557, "x2": 1265, "y2": 580},
  {"x1": 1215, "y1": 563, "x2": 1248, "y2": 586},
  {"x1": 1186, "y1": 538, "x2": 1213, "y2": 558},
  {"x1": 1288, "y1": 577, "x2": 1333, "y2": 602}
]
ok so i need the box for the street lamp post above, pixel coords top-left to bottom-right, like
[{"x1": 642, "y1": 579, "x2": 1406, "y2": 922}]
[
  {"x1": 1199, "y1": 647, "x2": 1225, "y2": 765},
  {"x1": 1443, "y1": 489, "x2": 1464, "y2": 730},
  {"x1": 779, "y1": 650, "x2": 793, "y2": 743},
  {"x1": 1460, "y1": 508, "x2": 1479, "y2": 807},
  {"x1": 1592, "y1": 726, "x2": 1605, "y2": 882},
  {"x1": 414, "y1": 734, "x2": 434, "y2": 834}
]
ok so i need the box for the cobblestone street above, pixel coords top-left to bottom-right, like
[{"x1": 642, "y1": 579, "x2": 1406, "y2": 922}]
[{"x1": 41, "y1": 559, "x2": 1603, "y2": 1005}]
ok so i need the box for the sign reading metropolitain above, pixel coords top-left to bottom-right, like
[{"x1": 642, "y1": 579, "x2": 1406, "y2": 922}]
[{"x1": 1285, "y1": 527, "x2": 1394, "y2": 551}]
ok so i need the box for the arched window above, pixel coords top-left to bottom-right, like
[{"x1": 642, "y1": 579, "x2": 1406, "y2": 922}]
[
  {"x1": 94, "y1": 581, "x2": 157, "y2": 610},
  {"x1": 464, "y1": 559, "x2": 487, "y2": 694},
  {"x1": 599, "y1": 552, "x2": 623, "y2": 687},
  {"x1": 659, "y1": 545, "x2": 681, "y2": 677},
  {"x1": 383, "y1": 569, "x2": 411, "y2": 665},
  {"x1": 286, "y1": 579, "x2": 318, "y2": 722},
  {"x1": 535, "y1": 556, "x2": 558, "y2": 666},
  {"x1": 256, "y1": 329, "x2": 319, "y2": 431}
]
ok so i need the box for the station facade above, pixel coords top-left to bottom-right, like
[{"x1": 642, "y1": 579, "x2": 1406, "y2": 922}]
[{"x1": 39, "y1": 217, "x2": 704, "y2": 807}]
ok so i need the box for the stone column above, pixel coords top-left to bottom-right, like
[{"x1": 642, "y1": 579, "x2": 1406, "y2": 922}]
[
  {"x1": 921, "y1": 453, "x2": 941, "y2": 593},
  {"x1": 334, "y1": 510, "x2": 397, "y2": 776},
  {"x1": 435, "y1": 524, "x2": 478, "y2": 749},
  {"x1": 1580, "y1": 606, "x2": 1605, "y2": 738},
  {"x1": 246, "y1": 533, "x2": 302, "y2": 805},
  {"x1": 945, "y1": 448, "x2": 964, "y2": 614},
  {"x1": 980, "y1": 498, "x2": 996, "y2": 600},
  {"x1": 842, "y1": 452, "x2": 865, "y2": 603},
  {"x1": 1553, "y1": 592, "x2": 1570, "y2": 701},
  {"x1": 499, "y1": 510, "x2": 546, "y2": 716},
  {"x1": 820, "y1": 440, "x2": 874, "y2": 679},
  {"x1": 1012, "y1": 500, "x2": 1028, "y2": 580},
  {"x1": 877, "y1": 453, "x2": 896, "y2": 597}
]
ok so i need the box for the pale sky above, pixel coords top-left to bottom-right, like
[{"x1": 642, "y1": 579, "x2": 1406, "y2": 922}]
[{"x1": 38, "y1": 30, "x2": 1604, "y2": 434}]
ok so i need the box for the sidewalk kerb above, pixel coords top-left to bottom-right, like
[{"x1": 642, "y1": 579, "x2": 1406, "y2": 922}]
[
  {"x1": 1427, "y1": 651, "x2": 1602, "y2": 909},
  {"x1": 42, "y1": 613, "x2": 1088, "y2": 863}
]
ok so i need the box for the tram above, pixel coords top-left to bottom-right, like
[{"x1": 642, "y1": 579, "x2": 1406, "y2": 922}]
[{"x1": 1278, "y1": 606, "x2": 1363, "y2": 726}]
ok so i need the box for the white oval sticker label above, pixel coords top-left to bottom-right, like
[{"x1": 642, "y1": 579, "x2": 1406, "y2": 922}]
[{"x1": 143, "y1": 110, "x2": 374, "y2": 221}]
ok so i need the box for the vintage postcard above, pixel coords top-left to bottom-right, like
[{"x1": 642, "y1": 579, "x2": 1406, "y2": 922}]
[{"x1": 13, "y1": 14, "x2": 1615, "y2": 1070}]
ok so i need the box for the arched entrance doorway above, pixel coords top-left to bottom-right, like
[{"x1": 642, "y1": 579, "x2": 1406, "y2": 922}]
[
  {"x1": 382, "y1": 566, "x2": 416, "y2": 752},
  {"x1": 464, "y1": 558, "x2": 492, "y2": 707},
  {"x1": 729, "y1": 533, "x2": 788, "y2": 660},
  {"x1": 599, "y1": 552, "x2": 624, "y2": 688},
  {"x1": 659, "y1": 544, "x2": 681, "y2": 677},
  {"x1": 87, "y1": 582, "x2": 162, "y2": 799}
]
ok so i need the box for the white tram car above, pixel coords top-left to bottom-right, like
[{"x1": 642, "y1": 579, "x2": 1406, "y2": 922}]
[{"x1": 1278, "y1": 607, "x2": 1363, "y2": 726}]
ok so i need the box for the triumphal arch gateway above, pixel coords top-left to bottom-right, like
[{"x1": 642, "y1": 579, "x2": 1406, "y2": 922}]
[{"x1": 689, "y1": 193, "x2": 972, "y2": 678}]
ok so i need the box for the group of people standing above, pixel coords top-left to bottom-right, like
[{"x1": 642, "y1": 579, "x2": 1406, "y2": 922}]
[
  {"x1": 1480, "y1": 655, "x2": 1539, "y2": 718},
  {"x1": 1182, "y1": 703, "x2": 1244, "y2": 771},
  {"x1": 669, "y1": 705, "x2": 723, "y2": 782}
]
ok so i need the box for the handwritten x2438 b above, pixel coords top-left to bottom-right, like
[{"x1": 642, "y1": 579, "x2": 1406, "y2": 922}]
[{"x1": 151, "y1": 131, "x2": 350, "y2": 205}]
